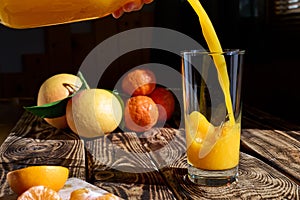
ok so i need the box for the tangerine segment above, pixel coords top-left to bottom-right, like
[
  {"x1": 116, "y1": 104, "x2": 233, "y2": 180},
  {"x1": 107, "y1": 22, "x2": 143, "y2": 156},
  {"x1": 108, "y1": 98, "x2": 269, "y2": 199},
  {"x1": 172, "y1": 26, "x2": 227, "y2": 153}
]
[
  {"x1": 187, "y1": 120, "x2": 240, "y2": 170},
  {"x1": 70, "y1": 188, "x2": 121, "y2": 200},
  {"x1": 7, "y1": 166, "x2": 69, "y2": 195},
  {"x1": 17, "y1": 186, "x2": 62, "y2": 200}
]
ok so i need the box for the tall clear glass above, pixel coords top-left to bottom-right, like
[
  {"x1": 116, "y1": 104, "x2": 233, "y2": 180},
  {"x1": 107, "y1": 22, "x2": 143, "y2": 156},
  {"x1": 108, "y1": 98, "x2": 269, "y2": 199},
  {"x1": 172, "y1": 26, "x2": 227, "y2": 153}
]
[{"x1": 181, "y1": 49, "x2": 245, "y2": 186}]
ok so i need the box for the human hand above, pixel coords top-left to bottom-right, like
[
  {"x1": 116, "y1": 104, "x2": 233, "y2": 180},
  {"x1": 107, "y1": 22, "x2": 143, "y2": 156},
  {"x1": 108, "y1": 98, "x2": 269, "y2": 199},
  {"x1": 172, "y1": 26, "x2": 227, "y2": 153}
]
[{"x1": 112, "y1": 0, "x2": 154, "y2": 18}]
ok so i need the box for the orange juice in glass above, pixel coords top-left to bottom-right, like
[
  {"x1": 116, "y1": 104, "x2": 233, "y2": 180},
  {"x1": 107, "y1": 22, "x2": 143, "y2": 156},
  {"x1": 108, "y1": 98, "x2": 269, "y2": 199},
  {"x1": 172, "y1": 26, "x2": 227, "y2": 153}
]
[{"x1": 181, "y1": 49, "x2": 244, "y2": 186}]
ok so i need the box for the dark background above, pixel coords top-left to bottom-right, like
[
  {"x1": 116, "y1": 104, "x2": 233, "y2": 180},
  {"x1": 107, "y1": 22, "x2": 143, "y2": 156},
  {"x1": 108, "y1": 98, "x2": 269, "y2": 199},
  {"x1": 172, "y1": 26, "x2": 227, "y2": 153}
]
[{"x1": 0, "y1": 0, "x2": 299, "y2": 124}]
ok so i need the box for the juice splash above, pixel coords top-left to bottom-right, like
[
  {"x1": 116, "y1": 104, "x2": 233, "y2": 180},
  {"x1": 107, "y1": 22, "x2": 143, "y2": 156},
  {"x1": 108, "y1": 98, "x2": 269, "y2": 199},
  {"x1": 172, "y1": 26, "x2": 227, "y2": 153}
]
[
  {"x1": 186, "y1": 111, "x2": 240, "y2": 170},
  {"x1": 185, "y1": 0, "x2": 241, "y2": 170}
]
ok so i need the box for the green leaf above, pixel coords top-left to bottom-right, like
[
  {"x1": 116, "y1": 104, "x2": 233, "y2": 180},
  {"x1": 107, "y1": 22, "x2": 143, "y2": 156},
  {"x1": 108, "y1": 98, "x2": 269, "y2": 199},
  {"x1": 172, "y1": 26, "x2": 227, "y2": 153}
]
[
  {"x1": 24, "y1": 71, "x2": 89, "y2": 119},
  {"x1": 77, "y1": 71, "x2": 90, "y2": 90},
  {"x1": 24, "y1": 97, "x2": 71, "y2": 118}
]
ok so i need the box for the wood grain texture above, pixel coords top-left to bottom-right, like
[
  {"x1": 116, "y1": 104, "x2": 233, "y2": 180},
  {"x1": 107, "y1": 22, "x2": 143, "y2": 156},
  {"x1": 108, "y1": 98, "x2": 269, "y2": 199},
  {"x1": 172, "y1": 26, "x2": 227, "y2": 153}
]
[
  {"x1": 243, "y1": 105, "x2": 300, "y2": 137},
  {"x1": 94, "y1": 171, "x2": 176, "y2": 200},
  {"x1": 0, "y1": 108, "x2": 299, "y2": 199},
  {"x1": 87, "y1": 131, "x2": 176, "y2": 200},
  {"x1": 241, "y1": 128, "x2": 300, "y2": 184},
  {"x1": 0, "y1": 164, "x2": 14, "y2": 197},
  {"x1": 140, "y1": 128, "x2": 186, "y2": 169},
  {"x1": 0, "y1": 111, "x2": 85, "y2": 172},
  {"x1": 85, "y1": 132, "x2": 159, "y2": 173},
  {"x1": 159, "y1": 152, "x2": 299, "y2": 200},
  {"x1": 0, "y1": 111, "x2": 86, "y2": 197},
  {"x1": 143, "y1": 128, "x2": 299, "y2": 200}
]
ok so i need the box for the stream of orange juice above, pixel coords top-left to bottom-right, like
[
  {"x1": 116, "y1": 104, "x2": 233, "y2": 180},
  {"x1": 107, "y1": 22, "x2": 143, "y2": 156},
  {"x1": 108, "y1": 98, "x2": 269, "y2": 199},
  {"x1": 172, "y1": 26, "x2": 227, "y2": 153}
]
[{"x1": 186, "y1": 0, "x2": 240, "y2": 170}]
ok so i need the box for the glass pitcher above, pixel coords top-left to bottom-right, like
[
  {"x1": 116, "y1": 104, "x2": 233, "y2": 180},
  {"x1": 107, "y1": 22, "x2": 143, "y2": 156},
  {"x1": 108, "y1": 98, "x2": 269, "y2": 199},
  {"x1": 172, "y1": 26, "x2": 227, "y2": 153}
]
[{"x1": 0, "y1": 0, "x2": 141, "y2": 28}]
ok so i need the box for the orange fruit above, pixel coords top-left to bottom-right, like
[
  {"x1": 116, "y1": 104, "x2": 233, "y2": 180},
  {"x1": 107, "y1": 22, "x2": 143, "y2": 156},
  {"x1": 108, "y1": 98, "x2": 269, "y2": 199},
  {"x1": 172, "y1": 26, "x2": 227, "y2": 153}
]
[
  {"x1": 124, "y1": 95, "x2": 158, "y2": 132},
  {"x1": 122, "y1": 69, "x2": 156, "y2": 96},
  {"x1": 70, "y1": 188, "x2": 120, "y2": 200},
  {"x1": 149, "y1": 87, "x2": 175, "y2": 122},
  {"x1": 17, "y1": 186, "x2": 61, "y2": 200},
  {"x1": 7, "y1": 166, "x2": 69, "y2": 195},
  {"x1": 37, "y1": 73, "x2": 82, "y2": 129},
  {"x1": 66, "y1": 89, "x2": 122, "y2": 138}
]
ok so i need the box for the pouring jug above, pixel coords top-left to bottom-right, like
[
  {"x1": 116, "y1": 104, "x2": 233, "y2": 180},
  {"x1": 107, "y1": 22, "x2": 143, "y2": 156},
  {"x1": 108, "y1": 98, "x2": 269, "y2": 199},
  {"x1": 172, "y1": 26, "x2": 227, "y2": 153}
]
[{"x1": 0, "y1": 0, "x2": 140, "y2": 28}]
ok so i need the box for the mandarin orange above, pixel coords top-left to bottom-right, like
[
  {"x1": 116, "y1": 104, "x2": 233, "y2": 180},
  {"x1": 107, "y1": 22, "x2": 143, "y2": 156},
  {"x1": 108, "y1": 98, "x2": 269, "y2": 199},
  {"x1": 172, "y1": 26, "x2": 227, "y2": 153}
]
[
  {"x1": 124, "y1": 95, "x2": 158, "y2": 132},
  {"x1": 121, "y1": 69, "x2": 156, "y2": 96},
  {"x1": 149, "y1": 87, "x2": 175, "y2": 122}
]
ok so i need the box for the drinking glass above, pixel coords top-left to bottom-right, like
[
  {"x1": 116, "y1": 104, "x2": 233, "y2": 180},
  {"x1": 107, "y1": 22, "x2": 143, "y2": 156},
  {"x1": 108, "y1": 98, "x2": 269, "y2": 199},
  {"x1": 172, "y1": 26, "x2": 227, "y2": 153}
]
[{"x1": 181, "y1": 49, "x2": 245, "y2": 186}]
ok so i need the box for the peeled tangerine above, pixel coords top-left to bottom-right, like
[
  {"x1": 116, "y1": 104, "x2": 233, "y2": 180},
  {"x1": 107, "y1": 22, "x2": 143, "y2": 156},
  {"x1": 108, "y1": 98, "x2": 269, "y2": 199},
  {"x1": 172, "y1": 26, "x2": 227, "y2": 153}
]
[
  {"x1": 37, "y1": 73, "x2": 82, "y2": 129},
  {"x1": 66, "y1": 89, "x2": 122, "y2": 138},
  {"x1": 186, "y1": 111, "x2": 240, "y2": 170},
  {"x1": 17, "y1": 186, "x2": 62, "y2": 200}
]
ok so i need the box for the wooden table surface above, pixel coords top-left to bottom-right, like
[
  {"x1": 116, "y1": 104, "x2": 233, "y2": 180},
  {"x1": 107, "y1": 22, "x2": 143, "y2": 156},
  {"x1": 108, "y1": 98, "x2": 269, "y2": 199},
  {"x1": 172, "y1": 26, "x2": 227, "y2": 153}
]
[{"x1": 0, "y1": 105, "x2": 299, "y2": 199}]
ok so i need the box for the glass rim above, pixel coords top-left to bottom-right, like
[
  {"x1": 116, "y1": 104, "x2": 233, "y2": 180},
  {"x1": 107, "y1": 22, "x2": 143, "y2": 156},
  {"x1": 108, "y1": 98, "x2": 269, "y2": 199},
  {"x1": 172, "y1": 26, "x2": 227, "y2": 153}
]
[{"x1": 180, "y1": 49, "x2": 245, "y2": 56}]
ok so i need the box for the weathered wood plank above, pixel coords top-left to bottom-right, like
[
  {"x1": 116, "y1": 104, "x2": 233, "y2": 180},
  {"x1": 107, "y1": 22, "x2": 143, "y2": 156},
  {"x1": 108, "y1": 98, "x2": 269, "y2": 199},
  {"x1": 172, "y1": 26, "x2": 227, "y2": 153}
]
[
  {"x1": 0, "y1": 111, "x2": 85, "y2": 173},
  {"x1": 243, "y1": 105, "x2": 300, "y2": 140},
  {"x1": 0, "y1": 164, "x2": 13, "y2": 197},
  {"x1": 143, "y1": 128, "x2": 299, "y2": 199},
  {"x1": 94, "y1": 171, "x2": 176, "y2": 200},
  {"x1": 241, "y1": 128, "x2": 300, "y2": 184},
  {"x1": 140, "y1": 128, "x2": 186, "y2": 169},
  {"x1": 1, "y1": 107, "x2": 299, "y2": 199},
  {"x1": 86, "y1": 131, "x2": 176, "y2": 200},
  {"x1": 0, "y1": 163, "x2": 85, "y2": 197},
  {"x1": 0, "y1": 111, "x2": 86, "y2": 197},
  {"x1": 159, "y1": 152, "x2": 299, "y2": 200}
]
